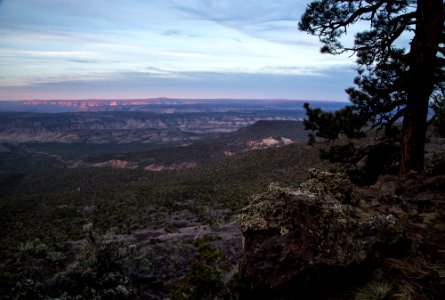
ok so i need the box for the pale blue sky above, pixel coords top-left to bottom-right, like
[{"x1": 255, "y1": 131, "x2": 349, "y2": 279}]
[{"x1": 0, "y1": 0, "x2": 357, "y2": 100}]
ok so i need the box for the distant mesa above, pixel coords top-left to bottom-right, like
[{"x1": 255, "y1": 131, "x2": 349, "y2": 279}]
[
  {"x1": 19, "y1": 98, "x2": 182, "y2": 112},
  {"x1": 0, "y1": 98, "x2": 347, "y2": 113}
]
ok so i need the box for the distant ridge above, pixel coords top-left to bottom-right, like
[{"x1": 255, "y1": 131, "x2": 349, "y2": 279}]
[{"x1": 0, "y1": 98, "x2": 347, "y2": 113}]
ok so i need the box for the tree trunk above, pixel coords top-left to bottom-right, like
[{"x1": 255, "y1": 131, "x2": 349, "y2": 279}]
[{"x1": 399, "y1": 0, "x2": 444, "y2": 174}]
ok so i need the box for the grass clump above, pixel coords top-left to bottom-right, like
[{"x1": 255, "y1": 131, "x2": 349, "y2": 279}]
[{"x1": 355, "y1": 281, "x2": 393, "y2": 300}]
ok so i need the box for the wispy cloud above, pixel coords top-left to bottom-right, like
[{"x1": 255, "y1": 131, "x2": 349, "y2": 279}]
[
  {"x1": 161, "y1": 29, "x2": 199, "y2": 38},
  {"x1": 169, "y1": 0, "x2": 302, "y2": 24},
  {"x1": 0, "y1": 68, "x2": 355, "y2": 101},
  {"x1": 0, "y1": 0, "x2": 358, "y2": 100},
  {"x1": 168, "y1": 0, "x2": 308, "y2": 43},
  {"x1": 67, "y1": 59, "x2": 99, "y2": 64},
  {"x1": 159, "y1": 51, "x2": 213, "y2": 59},
  {"x1": 0, "y1": 50, "x2": 99, "y2": 59}
]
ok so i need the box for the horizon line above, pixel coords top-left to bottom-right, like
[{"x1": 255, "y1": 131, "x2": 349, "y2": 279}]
[{"x1": 0, "y1": 97, "x2": 349, "y2": 102}]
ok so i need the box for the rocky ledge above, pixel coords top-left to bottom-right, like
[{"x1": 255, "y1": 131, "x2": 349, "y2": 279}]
[{"x1": 239, "y1": 169, "x2": 404, "y2": 291}]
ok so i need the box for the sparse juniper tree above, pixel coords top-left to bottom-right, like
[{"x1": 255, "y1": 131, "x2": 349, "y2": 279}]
[{"x1": 299, "y1": 0, "x2": 444, "y2": 174}]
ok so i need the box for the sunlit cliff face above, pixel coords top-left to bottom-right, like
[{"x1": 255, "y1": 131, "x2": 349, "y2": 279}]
[{"x1": 20, "y1": 99, "x2": 182, "y2": 111}]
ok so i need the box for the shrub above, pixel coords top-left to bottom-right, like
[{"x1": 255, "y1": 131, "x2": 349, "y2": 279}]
[
  {"x1": 320, "y1": 143, "x2": 356, "y2": 163},
  {"x1": 171, "y1": 238, "x2": 227, "y2": 300},
  {"x1": 55, "y1": 231, "x2": 137, "y2": 299}
]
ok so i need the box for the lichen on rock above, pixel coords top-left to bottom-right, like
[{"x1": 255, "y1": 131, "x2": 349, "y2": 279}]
[{"x1": 238, "y1": 169, "x2": 403, "y2": 289}]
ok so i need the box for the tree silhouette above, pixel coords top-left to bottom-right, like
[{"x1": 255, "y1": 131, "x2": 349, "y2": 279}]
[
  {"x1": 299, "y1": 0, "x2": 444, "y2": 174},
  {"x1": 303, "y1": 103, "x2": 366, "y2": 141}
]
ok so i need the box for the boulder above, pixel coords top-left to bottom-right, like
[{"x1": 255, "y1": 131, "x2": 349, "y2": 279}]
[{"x1": 239, "y1": 169, "x2": 402, "y2": 289}]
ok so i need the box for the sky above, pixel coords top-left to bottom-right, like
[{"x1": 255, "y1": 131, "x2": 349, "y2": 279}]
[{"x1": 0, "y1": 0, "x2": 358, "y2": 101}]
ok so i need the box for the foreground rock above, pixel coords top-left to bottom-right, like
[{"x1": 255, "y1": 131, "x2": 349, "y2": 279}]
[{"x1": 239, "y1": 169, "x2": 403, "y2": 290}]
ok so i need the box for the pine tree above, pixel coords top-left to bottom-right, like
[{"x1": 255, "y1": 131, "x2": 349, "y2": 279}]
[{"x1": 299, "y1": 0, "x2": 444, "y2": 174}]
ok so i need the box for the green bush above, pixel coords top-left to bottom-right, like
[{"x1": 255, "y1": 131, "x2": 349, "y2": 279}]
[
  {"x1": 226, "y1": 264, "x2": 254, "y2": 300},
  {"x1": 320, "y1": 143, "x2": 356, "y2": 163},
  {"x1": 320, "y1": 141, "x2": 399, "y2": 185},
  {"x1": 55, "y1": 231, "x2": 137, "y2": 299},
  {"x1": 171, "y1": 238, "x2": 227, "y2": 300}
]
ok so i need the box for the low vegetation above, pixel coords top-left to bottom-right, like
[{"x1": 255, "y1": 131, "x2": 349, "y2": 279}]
[
  {"x1": 1, "y1": 118, "x2": 444, "y2": 299},
  {"x1": 0, "y1": 133, "x2": 326, "y2": 298}
]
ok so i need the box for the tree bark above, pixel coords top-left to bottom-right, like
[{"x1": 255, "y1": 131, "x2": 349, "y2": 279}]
[{"x1": 400, "y1": 0, "x2": 444, "y2": 174}]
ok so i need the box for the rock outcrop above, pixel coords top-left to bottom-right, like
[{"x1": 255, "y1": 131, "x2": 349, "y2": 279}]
[{"x1": 239, "y1": 169, "x2": 403, "y2": 290}]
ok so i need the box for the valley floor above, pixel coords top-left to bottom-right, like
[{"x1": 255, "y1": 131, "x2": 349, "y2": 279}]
[{"x1": 0, "y1": 121, "x2": 444, "y2": 299}]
